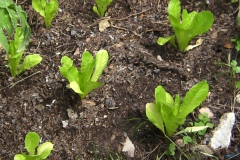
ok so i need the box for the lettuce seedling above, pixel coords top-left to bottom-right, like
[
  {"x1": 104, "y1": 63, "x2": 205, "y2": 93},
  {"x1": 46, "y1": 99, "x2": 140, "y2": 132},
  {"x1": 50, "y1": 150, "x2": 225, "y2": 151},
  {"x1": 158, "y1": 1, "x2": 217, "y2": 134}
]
[
  {"x1": 7, "y1": 27, "x2": 42, "y2": 77},
  {"x1": 14, "y1": 132, "x2": 53, "y2": 160},
  {"x1": 32, "y1": 0, "x2": 58, "y2": 28},
  {"x1": 157, "y1": 0, "x2": 214, "y2": 51},
  {"x1": 60, "y1": 50, "x2": 109, "y2": 99},
  {"x1": 0, "y1": 0, "x2": 31, "y2": 54},
  {"x1": 146, "y1": 80, "x2": 209, "y2": 136},
  {"x1": 93, "y1": 0, "x2": 112, "y2": 17}
]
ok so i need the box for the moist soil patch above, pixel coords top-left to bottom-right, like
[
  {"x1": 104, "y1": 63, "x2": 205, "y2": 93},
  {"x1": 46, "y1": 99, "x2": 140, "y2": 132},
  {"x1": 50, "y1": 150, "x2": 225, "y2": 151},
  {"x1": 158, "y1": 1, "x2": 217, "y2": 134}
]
[{"x1": 1, "y1": 0, "x2": 240, "y2": 159}]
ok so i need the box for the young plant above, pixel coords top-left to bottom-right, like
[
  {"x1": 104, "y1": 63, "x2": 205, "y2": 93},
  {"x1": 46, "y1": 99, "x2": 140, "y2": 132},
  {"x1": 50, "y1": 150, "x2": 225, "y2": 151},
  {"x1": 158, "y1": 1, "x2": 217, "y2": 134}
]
[
  {"x1": 230, "y1": 60, "x2": 240, "y2": 88},
  {"x1": 60, "y1": 50, "x2": 109, "y2": 99},
  {"x1": 7, "y1": 27, "x2": 42, "y2": 77},
  {"x1": 146, "y1": 80, "x2": 209, "y2": 136},
  {"x1": 165, "y1": 143, "x2": 176, "y2": 156},
  {"x1": 0, "y1": 0, "x2": 31, "y2": 54},
  {"x1": 231, "y1": 37, "x2": 240, "y2": 52},
  {"x1": 14, "y1": 132, "x2": 53, "y2": 160},
  {"x1": 32, "y1": 0, "x2": 58, "y2": 28},
  {"x1": 93, "y1": 0, "x2": 112, "y2": 17},
  {"x1": 190, "y1": 113, "x2": 214, "y2": 136},
  {"x1": 219, "y1": 52, "x2": 240, "y2": 89},
  {"x1": 157, "y1": 0, "x2": 214, "y2": 51}
]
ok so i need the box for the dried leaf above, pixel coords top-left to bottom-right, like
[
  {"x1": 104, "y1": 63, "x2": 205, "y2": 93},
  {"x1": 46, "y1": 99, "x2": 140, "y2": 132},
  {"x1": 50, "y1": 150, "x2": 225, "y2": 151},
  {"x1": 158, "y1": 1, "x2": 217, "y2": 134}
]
[
  {"x1": 224, "y1": 42, "x2": 234, "y2": 49},
  {"x1": 81, "y1": 99, "x2": 96, "y2": 107},
  {"x1": 99, "y1": 19, "x2": 110, "y2": 32},
  {"x1": 74, "y1": 47, "x2": 80, "y2": 55},
  {"x1": 185, "y1": 38, "x2": 203, "y2": 51}
]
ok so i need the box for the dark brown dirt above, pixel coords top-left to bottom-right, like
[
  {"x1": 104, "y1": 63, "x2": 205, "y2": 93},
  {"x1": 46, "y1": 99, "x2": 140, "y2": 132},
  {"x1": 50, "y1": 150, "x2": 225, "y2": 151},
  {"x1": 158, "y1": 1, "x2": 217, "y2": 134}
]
[{"x1": 0, "y1": 0, "x2": 240, "y2": 159}]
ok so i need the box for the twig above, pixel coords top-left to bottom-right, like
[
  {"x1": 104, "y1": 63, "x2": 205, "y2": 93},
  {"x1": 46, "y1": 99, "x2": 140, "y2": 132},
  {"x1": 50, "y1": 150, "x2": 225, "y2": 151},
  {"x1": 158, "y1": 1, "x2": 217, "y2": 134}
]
[
  {"x1": 0, "y1": 71, "x2": 41, "y2": 90},
  {"x1": 87, "y1": 8, "x2": 152, "y2": 28},
  {"x1": 110, "y1": 8, "x2": 152, "y2": 21},
  {"x1": 143, "y1": 143, "x2": 161, "y2": 159},
  {"x1": 110, "y1": 24, "x2": 142, "y2": 37}
]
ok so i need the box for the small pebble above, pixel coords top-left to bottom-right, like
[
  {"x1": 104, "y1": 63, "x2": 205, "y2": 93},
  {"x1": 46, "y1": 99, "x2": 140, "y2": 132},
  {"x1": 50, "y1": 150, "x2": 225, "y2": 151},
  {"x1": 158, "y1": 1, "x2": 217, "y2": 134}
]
[
  {"x1": 71, "y1": 30, "x2": 77, "y2": 36},
  {"x1": 62, "y1": 120, "x2": 69, "y2": 128},
  {"x1": 235, "y1": 94, "x2": 240, "y2": 104},
  {"x1": 153, "y1": 69, "x2": 160, "y2": 74}
]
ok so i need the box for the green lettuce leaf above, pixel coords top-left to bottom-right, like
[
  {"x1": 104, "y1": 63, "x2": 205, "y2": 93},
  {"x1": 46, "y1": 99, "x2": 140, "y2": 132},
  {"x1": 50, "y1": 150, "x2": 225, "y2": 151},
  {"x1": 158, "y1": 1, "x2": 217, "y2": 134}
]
[
  {"x1": 25, "y1": 132, "x2": 40, "y2": 155},
  {"x1": 37, "y1": 142, "x2": 53, "y2": 159},
  {"x1": 91, "y1": 49, "x2": 109, "y2": 82}
]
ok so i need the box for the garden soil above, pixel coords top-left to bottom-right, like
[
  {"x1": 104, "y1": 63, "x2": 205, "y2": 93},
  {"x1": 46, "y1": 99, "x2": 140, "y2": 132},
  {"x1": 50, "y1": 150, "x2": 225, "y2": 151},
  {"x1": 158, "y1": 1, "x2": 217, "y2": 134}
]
[{"x1": 0, "y1": 0, "x2": 240, "y2": 159}]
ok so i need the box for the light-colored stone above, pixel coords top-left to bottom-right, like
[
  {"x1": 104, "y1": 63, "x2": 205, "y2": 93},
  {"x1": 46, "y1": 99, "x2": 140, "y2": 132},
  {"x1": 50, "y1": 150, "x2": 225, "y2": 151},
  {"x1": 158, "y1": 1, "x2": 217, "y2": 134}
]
[
  {"x1": 235, "y1": 94, "x2": 240, "y2": 104},
  {"x1": 210, "y1": 113, "x2": 235, "y2": 149},
  {"x1": 62, "y1": 120, "x2": 69, "y2": 128},
  {"x1": 67, "y1": 108, "x2": 78, "y2": 120},
  {"x1": 122, "y1": 136, "x2": 135, "y2": 157}
]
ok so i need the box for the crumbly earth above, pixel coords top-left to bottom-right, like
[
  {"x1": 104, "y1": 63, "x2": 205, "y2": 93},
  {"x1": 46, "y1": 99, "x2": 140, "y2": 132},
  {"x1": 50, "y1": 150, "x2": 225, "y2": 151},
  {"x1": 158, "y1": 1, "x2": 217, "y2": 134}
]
[{"x1": 0, "y1": 0, "x2": 240, "y2": 159}]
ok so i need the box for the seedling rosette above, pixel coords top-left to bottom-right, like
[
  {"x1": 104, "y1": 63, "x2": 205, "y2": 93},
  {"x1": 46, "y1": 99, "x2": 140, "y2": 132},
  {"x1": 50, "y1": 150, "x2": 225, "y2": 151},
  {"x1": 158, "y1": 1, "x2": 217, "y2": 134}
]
[
  {"x1": 14, "y1": 132, "x2": 53, "y2": 160},
  {"x1": 32, "y1": 0, "x2": 58, "y2": 28},
  {"x1": 0, "y1": 0, "x2": 30, "y2": 54},
  {"x1": 7, "y1": 27, "x2": 42, "y2": 77},
  {"x1": 60, "y1": 50, "x2": 109, "y2": 99},
  {"x1": 146, "y1": 80, "x2": 209, "y2": 136},
  {"x1": 93, "y1": 0, "x2": 112, "y2": 17},
  {"x1": 157, "y1": 0, "x2": 214, "y2": 51}
]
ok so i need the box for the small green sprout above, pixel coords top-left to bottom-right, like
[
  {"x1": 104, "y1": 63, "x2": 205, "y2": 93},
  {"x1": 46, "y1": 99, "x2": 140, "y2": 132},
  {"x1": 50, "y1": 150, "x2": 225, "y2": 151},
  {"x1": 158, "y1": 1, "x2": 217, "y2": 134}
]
[
  {"x1": 182, "y1": 135, "x2": 192, "y2": 145},
  {"x1": 157, "y1": 0, "x2": 214, "y2": 51},
  {"x1": 165, "y1": 143, "x2": 175, "y2": 156},
  {"x1": 231, "y1": 37, "x2": 240, "y2": 51},
  {"x1": 7, "y1": 27, "x2": 42, "y2": 77},
  {"x1": 32, "y1": 0, "x2": 58, "y2": 28},
  {"x1": 230, "y1": 60, "x2": 240, "y2": 88},
  {"x1": 60, "y1": 50, "x2": 109, "y2": 99},
  {"x1": 192, "y1": 113, "x2": 214, "y2": 136},
  {"x1": 14, "y1": 132, "x2": 53, "y2": 160},
  {"x1": 93, "y1": 0, "x2": 112, "y2": 17},
  {"x1": 146, "y1": 80, "x2": 209, "y2": 136}
]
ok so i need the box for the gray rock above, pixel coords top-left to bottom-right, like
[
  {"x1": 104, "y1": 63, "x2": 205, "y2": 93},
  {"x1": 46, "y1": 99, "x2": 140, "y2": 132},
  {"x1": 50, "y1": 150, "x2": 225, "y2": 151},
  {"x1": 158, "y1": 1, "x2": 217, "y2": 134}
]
[{"x1": 210, "y1": 112, "x2": 235, "y2": 149}]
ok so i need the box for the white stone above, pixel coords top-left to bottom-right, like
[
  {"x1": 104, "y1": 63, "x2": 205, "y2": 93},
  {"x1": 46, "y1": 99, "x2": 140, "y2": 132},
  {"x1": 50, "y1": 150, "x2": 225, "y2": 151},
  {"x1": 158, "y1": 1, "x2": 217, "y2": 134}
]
[
  {"x1": 62, "y1": 120, "x2": 69, "y2": 128},
  {"x1": 235, "y1": 94, "x2": 240, "y2": 104},
  {"x1": 210, "y1": 113, "x2": 235, "y2": 149}
]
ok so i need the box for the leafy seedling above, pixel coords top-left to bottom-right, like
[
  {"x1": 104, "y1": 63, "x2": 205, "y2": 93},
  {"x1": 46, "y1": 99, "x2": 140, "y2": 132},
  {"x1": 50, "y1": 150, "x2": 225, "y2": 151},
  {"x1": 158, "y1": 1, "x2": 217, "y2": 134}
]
[
  {"x1": 14, "y1": 132, "x2": 53, "y2": 160},
  {"x1": 93, "y1": 0, "x2": 112, "y2": 17},
  {"x1": 6, "y1": 27, "x2": 42, "y2": 77},
  {"x1": 228, "y1": 59, "x2": 240, "y2": 89},
  {"x1": 0, "y1": 0, "x2": 30, "y2": 53},
  {"x1": 165, "y1": 142, "x2": 176, "y2": 156},
  {"x1": 217, "y1": 52, "x2": 240, "y2": 89},
  {"x1": 60, "y1": 50, "x2": 109, "y2": 99},
  {"x1": 146, "y1": 80, "x2": 209, "y2": 136},
  {"x1": 192, "y1": 113, "x2": 214, "y2": 136},
  {"x1": 32, "y1": 0, "x2": 58, "y2": 28},
  {"x1": 183, "y1": 135, "x2": 192, "y2": 145},
  {"x1": 231, "y1": 37, "x2": 240, "y2": 52},
  {"x1": 157, "y1": 0, "x2": 214, "y2": 51}
]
